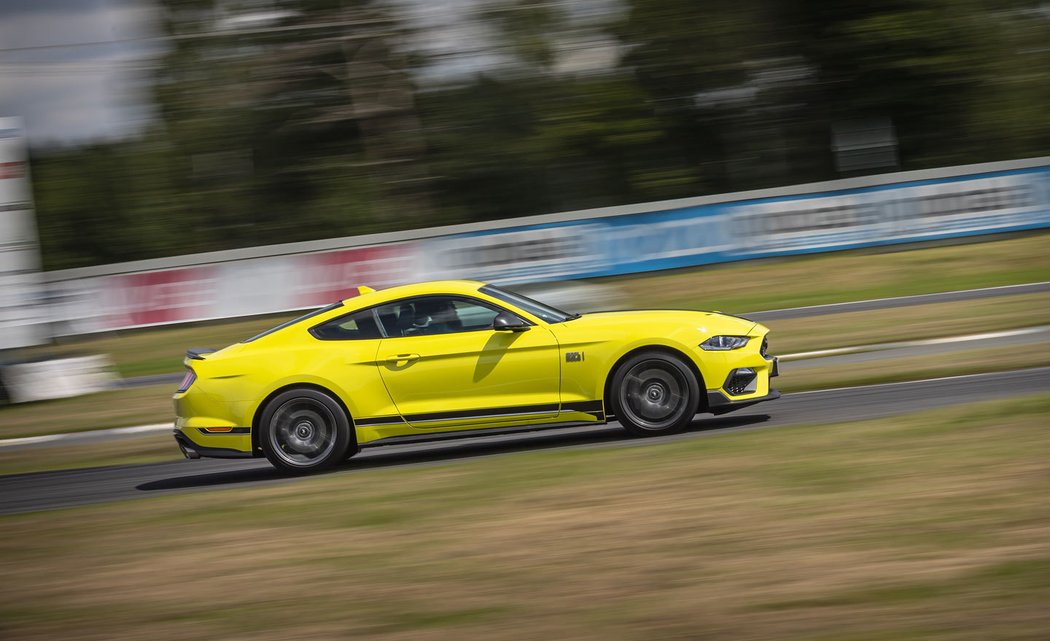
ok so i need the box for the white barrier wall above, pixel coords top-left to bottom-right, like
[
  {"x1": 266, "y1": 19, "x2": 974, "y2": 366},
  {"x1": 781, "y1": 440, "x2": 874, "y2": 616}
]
[
  {"x1": 44, "y1": 157, "x2": 1050, "y2": 335},
  {"x1": 0, "y1": 355, "x2": 117, "y2": 403}
]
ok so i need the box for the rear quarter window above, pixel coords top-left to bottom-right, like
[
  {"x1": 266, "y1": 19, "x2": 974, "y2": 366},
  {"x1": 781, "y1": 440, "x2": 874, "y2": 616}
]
[{"x1": 311, "y1": 309, "x2": 383, "y2": 340}]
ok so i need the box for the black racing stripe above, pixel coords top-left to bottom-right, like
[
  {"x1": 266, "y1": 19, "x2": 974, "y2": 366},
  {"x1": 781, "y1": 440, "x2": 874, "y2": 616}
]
[
  {"x1": 562, "y1": 400, "x2": 604, "y2": 413},
  {"x1": 366, "y1": 402, "x2": 604, "y2": 425},
  {"x1": 405, "y1": 403, "x2": 560, "y2": 423},
  {"x1": 355, "y1": 415, "x2": 405, "y2": 427}
]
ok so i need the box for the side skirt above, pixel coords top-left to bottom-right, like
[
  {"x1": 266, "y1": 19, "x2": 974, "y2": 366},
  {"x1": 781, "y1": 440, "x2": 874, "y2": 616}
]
[{"x1": 360, "y1": 420, "x2": 606, "y2": 449}]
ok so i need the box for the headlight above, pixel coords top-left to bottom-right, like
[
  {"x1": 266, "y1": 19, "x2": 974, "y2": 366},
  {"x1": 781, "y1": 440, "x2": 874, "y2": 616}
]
[{"x1": 700, "y1": 335, "x2": 750, "y2": 351}]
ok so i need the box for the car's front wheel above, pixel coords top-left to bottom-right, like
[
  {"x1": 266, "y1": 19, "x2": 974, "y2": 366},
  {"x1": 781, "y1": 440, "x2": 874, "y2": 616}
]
[
  {"x1": 611, "y1": 351, "x2": 700, "y2": 436},
  {"x1": 260, "y1": 388, "x2": 353, "y2": 473}
]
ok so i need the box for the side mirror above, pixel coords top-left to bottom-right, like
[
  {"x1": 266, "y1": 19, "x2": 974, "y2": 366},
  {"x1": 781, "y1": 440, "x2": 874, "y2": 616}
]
[{"x1": 493, "y1": 312, "x2": 530, "y2": 332}]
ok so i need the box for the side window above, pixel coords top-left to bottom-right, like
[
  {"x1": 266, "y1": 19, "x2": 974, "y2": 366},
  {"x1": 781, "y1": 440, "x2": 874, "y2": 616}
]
[
  {"x1": 452, "y1": 299, "x2": 500, "y2": 331},
  {"x1": 376, "y1": 296, "x2": 507, "y2": 337},
  {"x1": 311, "y1": 309, "x2": 383, "y2": 340}
]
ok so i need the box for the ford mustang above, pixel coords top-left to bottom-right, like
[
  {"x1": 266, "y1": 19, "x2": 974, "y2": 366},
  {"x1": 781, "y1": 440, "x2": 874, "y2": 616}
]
[{"x1": 173, "y1": 280, "x2": 779, "y2": 472}]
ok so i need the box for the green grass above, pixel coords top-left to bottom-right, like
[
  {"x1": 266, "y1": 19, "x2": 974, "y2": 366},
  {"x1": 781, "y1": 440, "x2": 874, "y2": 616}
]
[
  {"x1": 605, "y1": 230, "x2": 1050, "y2": 312},
  {"x1": 779, "y1": 345, "x2": 1050, "y2": 392},
  {"x1": 21, "y1": 231, "x2": 1050, "y2": 380},
  {"x1": 1, "y1": 395, "x2": 1048, "y2": 641},
  {"x1": 26, "y1": 312, "x2": 302, "y2": 379},
  {"x1": 0, "y1": 434, "x2": 181, "y2": 476},
  {"x1": 768, "y1": 292, "x2": 1050, "y2": 354},
  {"x1": 0, "y1": 384, "x2": 173, "y2": 439}
]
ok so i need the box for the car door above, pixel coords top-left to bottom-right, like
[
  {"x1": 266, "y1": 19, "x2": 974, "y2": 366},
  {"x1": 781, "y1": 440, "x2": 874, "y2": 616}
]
[
  {"x1": 375, "y1": 295, "x2": 561, "y2": 428},
  {"x1": 308, "y1": 306, "x2": 399, "y2": 421}
]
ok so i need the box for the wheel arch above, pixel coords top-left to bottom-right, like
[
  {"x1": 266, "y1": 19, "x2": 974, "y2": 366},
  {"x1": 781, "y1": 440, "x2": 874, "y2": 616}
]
[
  {"x1": 250, "y1": 382, "x2": 356, "y2": 455},
  {"x1": 602, "y1": 345, "x2": 708, "y2": 416}
]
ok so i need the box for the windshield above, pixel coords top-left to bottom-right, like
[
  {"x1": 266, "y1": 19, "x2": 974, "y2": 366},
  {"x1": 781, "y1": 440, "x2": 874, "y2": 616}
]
[
  {"x1": 479, "y1": 284, "x2": 576, "y2": 323},
  {"x1": 242, "y1": 302, "x2": 344, "y2": 343}
]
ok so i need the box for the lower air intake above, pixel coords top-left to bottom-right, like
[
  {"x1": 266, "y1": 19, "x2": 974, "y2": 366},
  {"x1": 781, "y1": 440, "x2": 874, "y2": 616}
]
[{"x1": 724, "y1": 368, "x2": 758, "y2": 395}]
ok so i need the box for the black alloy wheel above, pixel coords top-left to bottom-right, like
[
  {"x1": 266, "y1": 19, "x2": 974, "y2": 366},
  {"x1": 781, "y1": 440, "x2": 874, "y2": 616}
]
[
  {"x1": 612, "y1": 351, "x2": 700, "y2": 436},
  {"x1": 260, "y1": 388, "x2": 354, "y2": 473}
]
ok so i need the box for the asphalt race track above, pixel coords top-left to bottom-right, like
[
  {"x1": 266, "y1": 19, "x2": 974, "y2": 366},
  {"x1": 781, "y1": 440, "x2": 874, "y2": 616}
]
[{"x1": 1, "y1": 367, "x2": 1047, "y2": 516}]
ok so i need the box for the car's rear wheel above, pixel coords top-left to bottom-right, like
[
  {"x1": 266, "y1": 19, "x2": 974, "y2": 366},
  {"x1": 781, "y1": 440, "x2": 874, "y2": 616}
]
[
  {"x1": 260, "y1": 389, "x2": 353, "y2": 473},
  {"x1": 611, "y1": 351, "x2": 700, "y2": 436}
]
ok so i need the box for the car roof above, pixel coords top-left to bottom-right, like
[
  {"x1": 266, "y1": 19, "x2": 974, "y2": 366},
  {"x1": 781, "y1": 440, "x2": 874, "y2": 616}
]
[{"x1": 340, "y1": 280, "x2": 488, "y2": 307}]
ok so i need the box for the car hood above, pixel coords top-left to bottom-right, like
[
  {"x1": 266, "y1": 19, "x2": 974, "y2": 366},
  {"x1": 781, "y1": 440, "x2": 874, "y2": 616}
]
[{"x1": 566, "y1": 309, "x2": 761, "y2": 335}]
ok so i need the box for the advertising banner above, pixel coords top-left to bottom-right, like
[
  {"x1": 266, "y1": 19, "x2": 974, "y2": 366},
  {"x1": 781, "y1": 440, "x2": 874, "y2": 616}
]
[
  {"x1": 419, "y1": 222, "x2": 605, "y2": 283},
  {"x1": 294, "y1": 244, "x2": 417, "y2": 308},
  {"x1": 51, "y1": 242, "x2": 419, "y2": 334},
  {"x1": 591, "y1": 205, "x2": 733, "y2": 276},
  {"x1": 727, "y1": 169, "x2": 1050, "y2": 258},
  {"x1": 43, "y1": 159, "x2": 1050, "y2": 334}
]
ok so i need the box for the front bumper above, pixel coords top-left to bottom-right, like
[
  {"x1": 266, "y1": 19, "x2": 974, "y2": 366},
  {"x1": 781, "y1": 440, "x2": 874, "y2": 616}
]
[
  {"x1": 706, "y1": 389, "x2": 782, "y2": 415},
  {"x1": 704, "y1": 343, "x2": 780, "y2": 415}
]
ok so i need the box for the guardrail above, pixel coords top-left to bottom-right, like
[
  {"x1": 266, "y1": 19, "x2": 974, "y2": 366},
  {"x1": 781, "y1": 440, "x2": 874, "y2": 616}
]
[{"x1": 44, "y1": 156, "x2": 1050, "y2": 335}]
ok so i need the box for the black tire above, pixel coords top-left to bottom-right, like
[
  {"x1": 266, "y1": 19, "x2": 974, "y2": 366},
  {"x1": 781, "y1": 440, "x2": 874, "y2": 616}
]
[
  {"x1": 259, "y1": 388, "x2": 353, "y2": 473},
  {"x1": 610, "y1": 351, "x2": 700, "y2": 436}
]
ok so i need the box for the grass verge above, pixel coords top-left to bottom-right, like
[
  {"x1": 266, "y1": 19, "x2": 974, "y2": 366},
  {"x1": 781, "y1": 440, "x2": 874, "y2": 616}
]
[
  {"x1": 0, "y1": 434, "x2": 180, "y2": 476},
  {"x1": 24, "y1": 312, "x2": 302, "y2": 379},
  {"x1": 0, "y1": 384, "x2": 172, "y2": 439},
  {"x1": 1, "y1": 395, "x2": 1048, "y2": 641},
  {"x1": 767, "y1": 292, "x2": 1050, "y2": 354},
  {"x1": 606, "y1": 230, "x2": 1050, "y2": 312},
  {"x1": 20, "y1": 231, "x2": 1050, "y2": 379},
  {"x1": 778, "y1": 346, "x2": 1050, "y2": 392}
]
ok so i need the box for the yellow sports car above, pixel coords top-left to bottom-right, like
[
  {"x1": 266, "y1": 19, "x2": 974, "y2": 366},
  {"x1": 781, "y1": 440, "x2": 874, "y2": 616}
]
[{"x1": 173, "y1": 280, "x2": 779, "y2": 472}]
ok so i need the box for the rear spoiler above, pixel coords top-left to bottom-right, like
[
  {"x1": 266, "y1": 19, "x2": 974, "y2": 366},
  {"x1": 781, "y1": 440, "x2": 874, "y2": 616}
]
[{"x1": 185, "y1": 348, "x2": 218, "y2": 361}]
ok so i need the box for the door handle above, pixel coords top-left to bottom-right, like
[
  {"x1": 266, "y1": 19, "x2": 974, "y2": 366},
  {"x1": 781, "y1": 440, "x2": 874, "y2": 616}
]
[{"x1": 385, "y1": 353, "x2": 420, "y2": 364}]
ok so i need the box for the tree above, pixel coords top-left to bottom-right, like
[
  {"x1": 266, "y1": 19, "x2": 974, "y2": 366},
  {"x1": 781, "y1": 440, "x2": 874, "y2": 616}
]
[{"x1": 152, "y1": 0, "x2": 432, "y2": 249}]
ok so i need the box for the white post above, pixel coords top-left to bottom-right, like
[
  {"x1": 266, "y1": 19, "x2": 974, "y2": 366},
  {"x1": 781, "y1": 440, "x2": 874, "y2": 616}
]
[{"x1": 0, "y1": 116, "x2": 47, "y2": 351}]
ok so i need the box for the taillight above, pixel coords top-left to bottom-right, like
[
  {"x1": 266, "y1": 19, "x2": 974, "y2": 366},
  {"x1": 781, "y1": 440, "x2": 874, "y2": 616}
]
[{"x1": 176, "y1": 369, "x2": 196, "y2": 393}]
